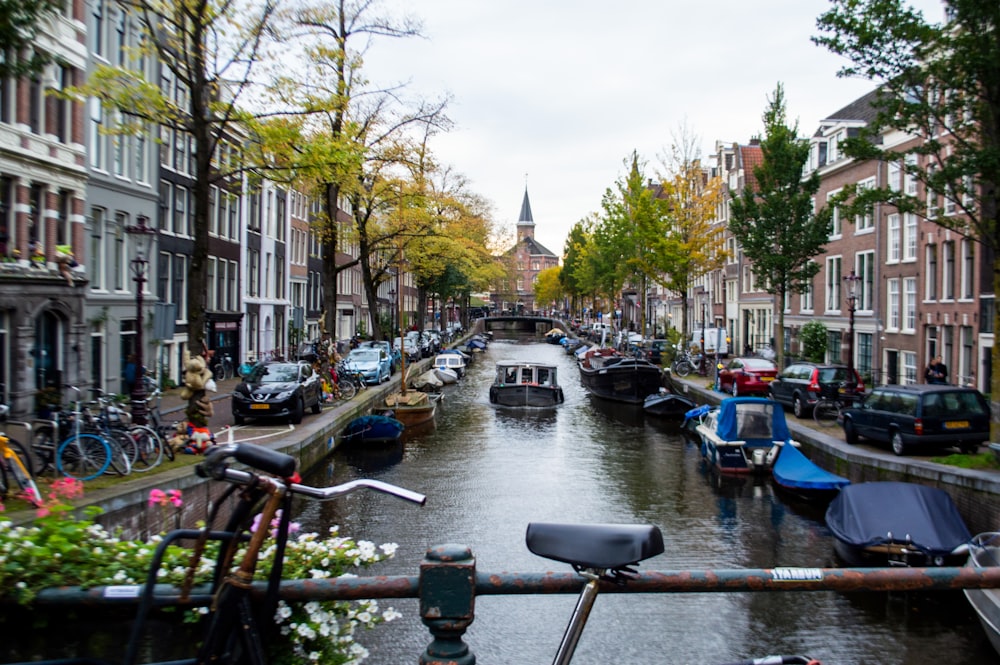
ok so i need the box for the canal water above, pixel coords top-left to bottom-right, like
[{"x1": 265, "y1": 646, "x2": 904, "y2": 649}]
[{"x1": 299, "y1": 338, "x2": 997, "y2": 665}]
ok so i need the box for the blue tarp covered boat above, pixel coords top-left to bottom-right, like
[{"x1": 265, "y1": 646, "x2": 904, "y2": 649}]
[
  {"x1": 771, "y1": 441, "x2": 850, "y2": 501},
  {"x1": 694, "y1": 397, "x2": 796, "y2": 473},
  {"x1": 342, "y1": 414, "x2": 405, "y2": 444},
  {"x1": 825, "y1": 481, "x2": 972, "y2": 567}
]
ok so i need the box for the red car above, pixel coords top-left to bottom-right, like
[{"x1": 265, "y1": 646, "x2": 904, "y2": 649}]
[{"x1": 717, "y1": 357, "x2": 779, "y2": 396}]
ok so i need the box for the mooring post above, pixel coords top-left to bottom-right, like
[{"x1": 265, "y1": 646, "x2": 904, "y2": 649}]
[{"x1": 419, "y1": 543, "x2": 476, "y2": 665}]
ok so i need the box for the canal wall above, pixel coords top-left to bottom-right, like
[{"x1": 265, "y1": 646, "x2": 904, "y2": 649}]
[{"x1": 669, "y1": 373, "x2": 1000, "y2": 535}]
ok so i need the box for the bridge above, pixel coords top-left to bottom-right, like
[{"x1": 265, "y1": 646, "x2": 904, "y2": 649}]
[{"x1": 475, "y1": 314, "x2": 571, "y2": 337}]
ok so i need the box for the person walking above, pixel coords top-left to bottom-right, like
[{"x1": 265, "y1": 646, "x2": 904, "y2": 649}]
[{"x1": 924, "y1": 355, "x2": 948, "y2": 384}]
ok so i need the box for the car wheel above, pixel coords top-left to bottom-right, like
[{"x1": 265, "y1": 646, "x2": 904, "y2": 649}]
[
  {"x1": 290, "y1": 398, "x2": 304, "y2": 425},
  {"x1": 891, "y1": 431, "x2": 906, "y2": 456},
  {"x1": 311, "y1": 396, "x2": 322, "y2": 414},
  {"x1": 233, "y1": 411, "x2": 245, "y2": 426},
  {"x1": 793, "y1": 394, "x2": 807, "y2": 418},
  {"x1": 959, "y1": 443, "x2": 978, "y2": 454},
  {"x1": 731, "y1": 381, "x2": 739, "y2": 397},
  {"x1": 844, "y1": 419, "x2": 858, "y2": 444}
]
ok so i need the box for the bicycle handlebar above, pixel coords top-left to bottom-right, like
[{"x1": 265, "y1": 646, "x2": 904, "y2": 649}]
[{"x1": 196, "y1": 443, "x2": 427, "y2": 506}]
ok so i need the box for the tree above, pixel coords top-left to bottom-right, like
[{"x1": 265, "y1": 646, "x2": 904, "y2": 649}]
[
  {"x1": 801, "y1": 319, "x2": 829, "y2": 363},
  {"x1": 814, "y1": 0, "x2": 1000, "y2": 436},
  {"x1": 0, "y1": 0, "x2": 60, "y2": 78},
  {"x1": 729, "y1": 83, "x2": 831, "y2": 369},
  {"x1": 533, "y1": 266, "x2": 563, "y2": 313},
  {"x1": 76, "y1": 0, "x2": 282, "y2": 356}
]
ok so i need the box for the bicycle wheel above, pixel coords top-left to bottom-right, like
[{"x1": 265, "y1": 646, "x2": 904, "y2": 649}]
[
  {"x1": 2, "y1": 438, "x2": 42, "y2": 506},
  {"x1": 813, "y1": 399, "x2": 841, "y2": 428},
  {"x1": 338, "y1": 379, "x2": 357, "y2": 400},
  {"x1": 127, "y1": 425, "x2": 163, "y2": 472},
  {"x1": 56, "y1": 434, "x2": 112, "y2": 481},
  {"x1": 674, "y1": 360, "x2": 692, "y2": 377},
  {"x1": 105, "y1": 431, "x2": 133, "y2": 475},
  {"x1": 31, "y1": 426, "x2": 58, "y2": 475}
]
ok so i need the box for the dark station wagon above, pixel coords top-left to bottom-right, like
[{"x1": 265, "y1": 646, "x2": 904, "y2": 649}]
[{"x1": 839, "y1": 384, "x2": 990, "y2": 456}]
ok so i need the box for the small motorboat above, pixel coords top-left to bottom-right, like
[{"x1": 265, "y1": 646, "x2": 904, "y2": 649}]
[
  {"x1": 545, "y1": 328, "x2": 566, "y2": 344},
  {"x1": 771, "y1": 442, "x2": 850, "y2": 502},
  {"x1": 489, "y1": 362, "x2": 564, "y2": 407},
  {"x1": 825, "y1": 481, "x2": 972, "y2": 567},
  {"x1": 433, "y1": 353, "x2": 466, "y2": 378},
  {"x1": 411, "y1": 370, "x2": 444, "y2": 392},
  {"x1": 433, "y1": 366, "x2": 459, "y2": 384},
  {"x1": 642, "y1": 389, "x2": 697, "y2": 419},
  {"x1": 694, "y1": 397, "x2": 796, "y2": 474},
  {"x1": 965, "y1": 532, "x2": 1000, "y2": 657},
  {"x1": 341, "y1": 414, "x2": 405, "y2": 444}
]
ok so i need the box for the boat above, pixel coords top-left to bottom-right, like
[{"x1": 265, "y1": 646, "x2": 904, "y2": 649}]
[
  {"x1": 577, "y1": 347, "x2": 663, "y2": 404},
  {"x1": 411, "y1": 370, "x2": 444, "y2": 392},
  {"x1": 433, "y1": 353, "x2": 466, "y2": 378},
  {"x1": 965, "y1": 532, "x2": 1000, "y2": 657},
  {"x1": 694, "y1": 397, "x2": 796, "y2": 474},
  {"x1": 825, "y1": 481, "x2": 972, "y2": 567},
  {"x1": 682, "y1": 404, "x2": 714, "y2": 434},
  {"x1": 770, "y1": 441, "x2": 850, "y2": 502},
  {"x1": 432, "y1": 366, "x2": 459, "y2": 384},
  {"x1": 489, "y1": 362, "x2": 565, "y2": 407},
  {"x1": 545, "y1": 328, "x2": 566, "y2": 344},
  {"x1": 642, "y1": 388, "x2": 697, "y2": 419},
  {"x1": 385, "y1": 390, "x2": 438, "y2": 427},
  {"x1": 341, "y1": 414, "x2": 405, "y2": 444}
]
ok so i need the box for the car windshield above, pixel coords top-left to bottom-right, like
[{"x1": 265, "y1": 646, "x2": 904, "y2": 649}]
[
  {"x1": 744, "y1": 359, "x2": 776, "y2": 370},
  {"x1": 818, "y1": 367, "x2": 850, "y2": 382},
  {"x1": 349, "y1": 350, "x2": 379, "y2": 362},
  {"x1": 249, "y1": 364, "x2": 298, "y2": 383}
]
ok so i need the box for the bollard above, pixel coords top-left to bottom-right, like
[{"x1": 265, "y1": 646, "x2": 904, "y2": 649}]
[{"x1": 419, "y1": 544, "x2": 476, "y2": 665}]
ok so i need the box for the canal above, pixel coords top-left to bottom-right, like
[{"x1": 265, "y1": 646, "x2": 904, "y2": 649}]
[{"x1": 299, "y1": 337, "x2": 998, "y2": 665}]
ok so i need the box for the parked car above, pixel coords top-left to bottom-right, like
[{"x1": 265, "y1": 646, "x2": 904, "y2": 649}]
[
  {"x1": 359, "y1": 340, "x2": 400, "y2": 374},
  {"x1": 394, "y1": 336, "x2": 421, "y2": 363},
  {"x1": 231, "y1": 361, "x2": 322, "y2": 425},
  {"x1": 840, "y1": 384, "x2": 989, "y2": 456},
  {"x1": 645, "y1": 339, "x2": 672, "y2": 365},
  {"x1": 344, "y1": 347, "x2": 392, "y2": 385},
  {"x1": 768, "y1": 362, "x2": 865, "y2": 418},
  {"x1": 717, "y1": 357, "x2": 779, "y2": 396}
]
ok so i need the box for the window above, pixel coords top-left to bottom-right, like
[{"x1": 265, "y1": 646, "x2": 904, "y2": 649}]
[
  {"x1": 888, "y1": 160, "x2": 902, "y2": 192},
  {"x1": 903, "y1": 277, "x2": 917, "y2": 333},
  {"x1": 857, "y1": 251, "x2": 874, "y2": 311},
  {"x1": 207, "y1": 257, "x2": 216, "y2": 310},
  {"x1": 135, "y1": 130, "x2": 147, "y2": 183},
  {"x1": 887, "y1": 213, "x2": 900, "y2": 263},
  {"x1": 960, "y1": 326, "x2": 974, "y2": 386},
  {"x1": 857, "y1": 332, "x2": 872, "y2": 378},
  {"x1": 173, "y1": 185, "x2": 186, "y2": 235},
  {"x1": 960, "y1": 238, "x2": 974, "y2": 299},
  {"x1": 825, "y1": 256, "x2": 842, "y2": 312},
  {"x1": 90, "y1": 0, "x2": 105, "y2": 57},
  {"x1": 856, "y1": 178, "x2": 875, "y2": 231},
  {"x1": 926, "y1": 164, "x2": 939, "y2": 219},
  {"x1": 157, "y1": 252, "x2": 170, "y2": 302},
  {"x1": 903, "y1": 213, "x2": 917, "y2": 261},
  {"x1": 89, "y1": 208, "x2": 106, "y2": 290},
  {"x1": 925, "y1": 244, "x2": 937, "y2": 300},
  {"x1": 942, "y1": 240, "x2": 955, "y2": 300},
  {"x1": 887, "y1": 278, "x2": 900, "y2": 331},
  {"x1": 904, "y1": 154, "x2": 918, "y2": 195},
  {"x1": 827, "y1": 189, "x2": 842, "y2": 237},
  {"x1": 89, "y1": 98, "x2": 104, "y2": 169},
  {"x1": 801, "y1": 281, "x2": 814, "y2": 312},
  {"x1": 902, "y1": 351, "x2": 917, "y2": 385},
  {"x1": 172, "y1": 254, "x2": 187, "y2": 317},
  {"x1": 249, "y1": 250, "x2": 259, "y2": 297}
]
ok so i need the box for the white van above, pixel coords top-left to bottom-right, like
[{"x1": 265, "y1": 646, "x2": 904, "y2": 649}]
[{"x1": 688, "y1": 328, "x2": 729, "y2": 357}]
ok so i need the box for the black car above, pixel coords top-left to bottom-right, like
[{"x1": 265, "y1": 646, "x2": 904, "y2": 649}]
[
  {"x1": 840, "y1": 384, "x2": 989, "y2": 455},
  {"x1": 768, "y1": 362, "x2": 864, "y2": 418},
  {"x1": 646, "y1": 339, "x2": 672, "y2": 365},
  {"x1": 231, "y1": 361, "x2": 323, "y2": 425}
]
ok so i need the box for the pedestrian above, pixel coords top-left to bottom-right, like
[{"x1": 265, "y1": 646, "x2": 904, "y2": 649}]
[
  {"x1": 924, "y1": 355, "x2": 948, "y2": 384},
  {"x1": 123, "y1": 354, "x2": 138, "y2": 395}
]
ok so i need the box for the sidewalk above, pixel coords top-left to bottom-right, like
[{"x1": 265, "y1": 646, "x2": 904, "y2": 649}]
[{"x1": 157, "y1": 376, "x2": 242, "y2": 416}]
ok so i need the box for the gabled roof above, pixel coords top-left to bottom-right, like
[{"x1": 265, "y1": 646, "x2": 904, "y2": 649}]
[
  {"x1": 521, "y1": 235, "x2": 557, "y2": 258},
  {"x1": 739, "y1": 143, "x2": 764, "y2": 193},
  {"x1": 518, "y1": 188, "x2": 534, "y2": 224},
  {"x1": 816, "y1": 88, "x2": 881, "y2": 133}
]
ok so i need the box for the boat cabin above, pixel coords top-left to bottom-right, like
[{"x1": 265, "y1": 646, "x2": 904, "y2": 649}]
[{"x1": 496, "y1": 363, "x2": 557, "y2": 387}]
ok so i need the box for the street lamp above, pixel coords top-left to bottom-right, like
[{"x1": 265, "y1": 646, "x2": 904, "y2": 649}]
[
  {"x1": 125, "y1": 216, "x2": 156, "y2": 425},
  {"x1": 388, "y1": 287, "x2": 396, "y2": 338},
  {"x1": 844, "y1": 269, "x2": 860, "y2": 383}
]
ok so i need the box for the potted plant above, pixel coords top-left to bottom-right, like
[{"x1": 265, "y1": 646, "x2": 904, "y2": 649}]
[{"x1": 34, "y1": 386, "x2": 62, "y2": 418}]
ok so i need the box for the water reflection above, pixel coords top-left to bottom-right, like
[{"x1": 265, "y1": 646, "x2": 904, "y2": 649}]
[{"x1": 297, "y1": 337, "x2": 998, "y2": 665}]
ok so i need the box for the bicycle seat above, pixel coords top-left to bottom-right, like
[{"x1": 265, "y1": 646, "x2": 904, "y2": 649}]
[{"x1": 526, "y1": 522, "x2": 664, "y2": 570}]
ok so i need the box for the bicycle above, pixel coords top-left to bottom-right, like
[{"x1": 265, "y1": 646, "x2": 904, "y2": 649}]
[
  {"x1": 212, "y1": 353, "x2": 235, "y2": 381},
  {"x1": 812, "y1": 384, "x2": 861, "y2": 428},
  {"x1": 672, "y1": 350, "x2": 704, "y2": 377},
  {"x1": 140, "y1": 387, "x2": 176, "y2": 463},
  {"x1": 52, "y1": 386, "x2": 115, "y2": 481},
  {"x1": 0, "y1": 405, "x2": 42, "y2": 507}
]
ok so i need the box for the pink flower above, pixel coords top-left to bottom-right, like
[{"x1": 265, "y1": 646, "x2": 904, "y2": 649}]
[
  {"x1": 167, "y1": 489, "x2": 183, "y2": 507},
  {"x1": 149, "y1": 488, "x2": 166, "y2": 506}
]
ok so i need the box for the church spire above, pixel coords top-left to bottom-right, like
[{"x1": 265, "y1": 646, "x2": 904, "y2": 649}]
[{"x1": 518, "y1": 187, "x2": 533, "y2": 223}]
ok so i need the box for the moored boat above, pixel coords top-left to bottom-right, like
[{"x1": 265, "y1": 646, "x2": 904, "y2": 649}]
[
  {"x1": 642, "y1": 388, "x2": 697, "y2": 419},
  {"x1": 433, "y1": 353, "x2": 466, "y2": 378},
  {"x1": 489, "y1": 362, "x2": 564, "y2": 407},
  {"x1": 385, "y1": 390, "x2": 438, "y2": 427},
  {"x1": 694, "y1": 397, "x2": 795, "y2": 474},
  {"x1": 965, "y1": 532, "x2": 1000, "y2": 657},
  {"x1": 825, "y1": 481, "x2": 972, "y2": 567},
  {"x1": 432, "y1": 366, "x2": 459, "y2": 384},
  {"x1": 771, "y1": 441, "x2": 850, "y2": 502},
  {"x1": 341, "y1": 414, "x2": 405, "y2": 444},
  {"x1": 577, "y1": 347, "x2": 663, "y2": 404}
]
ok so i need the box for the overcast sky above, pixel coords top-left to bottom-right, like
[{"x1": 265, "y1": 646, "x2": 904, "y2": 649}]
[{"x1": 360, "y1": 0, "x2": 945, "y2": 257}]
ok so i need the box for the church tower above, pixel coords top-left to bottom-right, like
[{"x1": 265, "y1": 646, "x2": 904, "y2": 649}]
[{"x1": 516, "y1": 188, "x2": 534, "y2": 243}]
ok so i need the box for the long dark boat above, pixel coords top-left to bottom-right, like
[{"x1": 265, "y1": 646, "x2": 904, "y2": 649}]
[
  {"x1": 642, "y1": 388, "x2": 697, "y2": 419},
  {"x1": 577, "y1": 347, "x2": 663, "y2": 404},
  {"x1": 825, "y1": 481, "x2": 972, "y2": 567}
]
